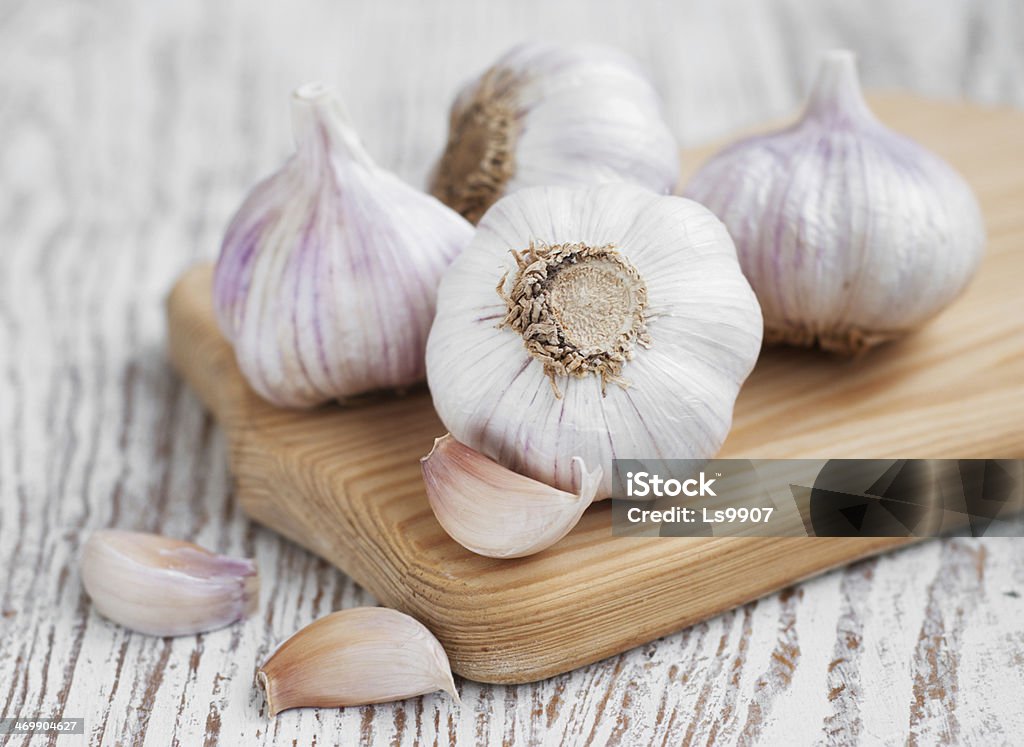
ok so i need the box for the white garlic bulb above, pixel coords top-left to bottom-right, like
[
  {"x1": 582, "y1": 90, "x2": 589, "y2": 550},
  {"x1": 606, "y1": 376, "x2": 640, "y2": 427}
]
[
  {"x1": 685, "y1": 50, "x2": 985, "y2": 354},
  {"x1": 426, "y1": 183, "x2": 763, "y2": 501},
  {"x1": 214, "y1": 83, "x2": 474, "y2": 407},
  {"x1": 429, "y1": 42, "x2": 679, "y2": 224}
]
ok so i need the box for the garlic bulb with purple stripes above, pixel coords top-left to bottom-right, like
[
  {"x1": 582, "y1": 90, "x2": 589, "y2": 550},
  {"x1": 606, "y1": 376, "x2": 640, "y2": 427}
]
[
  {"x1": 425, "y1": 183, "x2": 763, "y2": 507},
  {"x1": 214, "y1": 83, "x2": 473, "y2": 407},
  {"x1": 429, "y1": 42, "x2": 679, "y2": 224},
  {"x1": 685, "y1": 51, "x2": 985, "y2": 354}
]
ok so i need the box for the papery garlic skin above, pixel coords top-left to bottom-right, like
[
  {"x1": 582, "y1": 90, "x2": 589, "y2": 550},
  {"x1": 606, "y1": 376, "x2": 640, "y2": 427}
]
[
  {"x1": 257, "y1": 607, "x2": 458, "y2": 715},
  {"x1": 426, "y1": 183, "x2": 763, "y2": 499},
  {"x1": 430, "y1": 42, "x2": 679, "y2": 223},
  {"x1": 81, "y1": 530, "x2": 258, "y2": 637},
  {"x1": 685, "y1": 50, "x2": 985, "y2": 354},
  {"x1": 214, "y1": 83, "x2": 474, "y2": 407},
  {"x1": 422, "y1": 434, "x2": 601, "y2": 558}
]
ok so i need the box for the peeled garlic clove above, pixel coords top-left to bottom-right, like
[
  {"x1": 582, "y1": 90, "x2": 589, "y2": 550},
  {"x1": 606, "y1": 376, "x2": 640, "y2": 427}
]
[
  {"x1": 429, "y1": 42, "x2": 679, "y2": 223},
  {"x1": 426, "y1": 183, "x2": 762, "y2": 502},
  {"x1": 80, "y1": 530, "x2": 258, "y2": 637},
  {"x1": 685, "y1": 50, "x2": 985, "y2": 354},
  {"x1": 214, "y1": 82, "x2": 473, "y2": 407},
  {"x1": 421, "y1": 434, "x2": 602, "y2": 558},
  {"x1": 257, "y1": 607, "x2": 458, "y2": 715}
]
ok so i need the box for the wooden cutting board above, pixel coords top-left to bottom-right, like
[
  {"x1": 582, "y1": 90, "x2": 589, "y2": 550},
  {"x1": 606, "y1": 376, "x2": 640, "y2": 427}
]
[{"x1": 166, "y1": 95, "x2": 1023, "y2": 685}]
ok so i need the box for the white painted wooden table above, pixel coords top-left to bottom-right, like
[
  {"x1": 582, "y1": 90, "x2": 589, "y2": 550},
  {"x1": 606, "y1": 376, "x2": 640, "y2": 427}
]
[{"x1": 2, "y1": 1, "x2": 1023, "y2": 744}]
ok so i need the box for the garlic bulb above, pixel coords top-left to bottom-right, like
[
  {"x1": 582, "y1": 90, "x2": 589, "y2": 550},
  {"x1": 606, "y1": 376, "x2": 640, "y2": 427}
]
[
  {"x1": 426, "y1": 183, "x2": 763, "y2": 501},
  {"x1": 421, "y1": 434, "x2": 602, "y2": 558},
  {"x1": 214, "y1": 83, "x2": 474, "y2": 407},
  {"x1": 81, "y1": 530, "x2": 258, "y2": 637},
  {"x1": 257, "y1": 607, "x2": 459, "y2": 715},
  {"x1": 685, "y1": 50, "x2": 985, "y2": 354},
  {"x1": 429, "y1": 42, "x2": 679, "y2": 224}
]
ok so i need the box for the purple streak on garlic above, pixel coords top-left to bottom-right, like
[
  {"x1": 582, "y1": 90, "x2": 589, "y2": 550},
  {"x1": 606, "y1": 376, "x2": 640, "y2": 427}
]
[
  {"x1": 80, "y1": 530, "x2": 259, "y2": 637},
  {"x1": 214, "y1": 83, "x2": 474, "y2": 407},
  {"x1": 426, "y1": 183, "x2": 763, "y2": 500},
  {"x1": 429, "y1": 42, "x2": 679, "y2": 224},
  {"x1": 684, "y1": 50, "x2": 985, "y2": 354}
]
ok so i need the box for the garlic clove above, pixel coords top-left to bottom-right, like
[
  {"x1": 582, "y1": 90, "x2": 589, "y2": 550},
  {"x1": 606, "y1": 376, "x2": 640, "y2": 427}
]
[
  {"x1": 214, "y1": 83, "x2": 473, "y2": 407},
  {"x1": 257, "y1": 607, "x2": 459, "y2": 715},
  {"x1": 684, "y1": 50, "x2": 985, "y2": 354},
  {"x1": 421, "y1": 434, "x2": 602, "y2": 558},
  {"x1": 430, "y1": 42, "x2": 679, "y2": 223},
  {"x1": 80, "y1": 530, "x2": 258, "y2": 637}
]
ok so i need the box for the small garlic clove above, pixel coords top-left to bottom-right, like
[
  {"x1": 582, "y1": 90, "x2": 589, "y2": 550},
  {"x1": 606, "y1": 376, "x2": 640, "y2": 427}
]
[
  {"x1": 80, "y1": 530, "x2": 258, "y2": 637},
  {"x1": 421, "y1": 434, "x2": 602, "y2": 558},
  {"x1": 257, "y1": 607, "x2": 459, "y2": 715}
]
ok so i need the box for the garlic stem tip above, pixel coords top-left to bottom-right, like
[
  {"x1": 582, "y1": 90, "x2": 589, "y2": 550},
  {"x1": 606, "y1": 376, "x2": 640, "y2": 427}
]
[
  {"x1": 293, "y1": 81, "x2": 332, "y2": 101},
  {"x1": 421, "y1": 434, "x2": 451, "y2": 463},
  {"x1": 256, "y1": 669, "x2": 278, "y2": 717},
  {"x1": 447, "y1": 681, "x2": 462, "y2": 707}
]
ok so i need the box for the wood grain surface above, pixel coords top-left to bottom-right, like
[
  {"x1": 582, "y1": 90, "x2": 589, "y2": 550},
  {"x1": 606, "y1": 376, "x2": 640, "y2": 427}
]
[
  {"x1": 167, "y1": 262, "x2": 915, "y2": 683},
  {"x1": 2, "y1": 1, "x2": 1023, "y2": 745}
]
